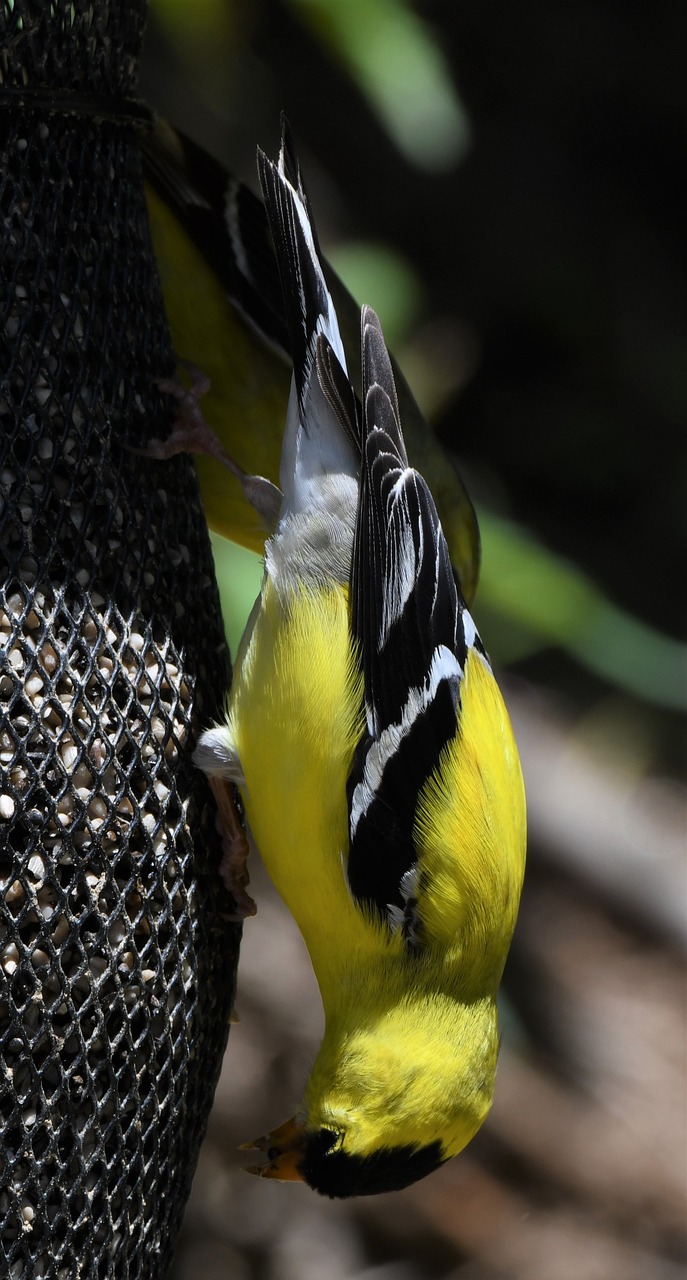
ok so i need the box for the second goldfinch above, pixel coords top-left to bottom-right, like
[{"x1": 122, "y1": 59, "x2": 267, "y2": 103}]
[{"x1": 195, "y1": 124, "x2": 526, "y2": 1198}]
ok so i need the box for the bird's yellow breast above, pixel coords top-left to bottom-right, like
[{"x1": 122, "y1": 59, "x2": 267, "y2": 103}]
[{"x1": 228, "y1": 580, "x2": 380, "y2": 975}]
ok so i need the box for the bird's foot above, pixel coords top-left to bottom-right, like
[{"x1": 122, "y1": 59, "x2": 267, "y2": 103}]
[
  {"x1": 136, "y1": 360, "x2": 282, "y2": 527},
  {"x1": 148, "y1": 359, "x2": 232, "y2": 464},
  {"x1": 208, "y1": 776, "x2": 257, "y2": 921},
  {"x1": 240, "y1": 1115, "x2": 308, "y2": 1181}
]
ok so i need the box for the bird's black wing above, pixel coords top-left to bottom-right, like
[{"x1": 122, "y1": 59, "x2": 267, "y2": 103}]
[{"x1": 346, "y1": 307, "x2": 483, "y2": 938}]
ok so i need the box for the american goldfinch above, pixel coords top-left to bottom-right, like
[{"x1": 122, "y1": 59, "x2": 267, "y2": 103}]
[
  {"x1": 142, "y1": 119, "x2": 481, "y2": 605},
  {"x1": 194, "y1": 123, "x2": 526, "y2": 1198}
]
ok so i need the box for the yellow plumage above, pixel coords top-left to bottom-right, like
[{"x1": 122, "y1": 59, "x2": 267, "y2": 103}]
[
  {"x1": 415, "y1": 650, "x2": 525, "y2": 960},
  {"x1": 229, "y1": 586, "x2": 523, "y2": 1168},
  {"x1": 229, "y1": 581, "x2": 365, "y2": 954},
  {"x1": 194, "y1": 124, "x2": 526, "y2": 1197}
]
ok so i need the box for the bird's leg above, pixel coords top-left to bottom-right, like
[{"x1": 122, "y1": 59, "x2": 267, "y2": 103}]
[
  {"x1": 208, "y1": 775, "x2": 257, "y2": 921},
  {"x1": 136, "y1": 359, "x2": 282, "y2": 527},
  {"x1": 152, "y1": 360, "x2": 222, "y2": 460}
]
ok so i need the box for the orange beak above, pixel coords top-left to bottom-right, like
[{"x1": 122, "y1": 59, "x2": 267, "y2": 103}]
[{"x1": 240, "y1": 1115, "x2": 308, "y2": 1182}]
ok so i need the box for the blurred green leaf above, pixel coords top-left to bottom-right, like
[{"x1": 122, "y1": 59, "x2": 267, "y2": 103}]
[
  {"x1": 289, "y1": 0, "x2": 470, "y2": 171},
  {"x1": 327, "y1": 240, "x2": 423, "y2": 347},
  {"x1": 479, "y1": 512, "x2": 687, "y2": 711},
  {"x1": 210, "y1": 533, "x2": 262, "y2": 660}
]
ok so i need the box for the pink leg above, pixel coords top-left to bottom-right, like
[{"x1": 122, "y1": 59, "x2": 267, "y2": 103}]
[
  {"x1": 148, "y1": 361, "x2": 243, "y2": 473},
  {"x1": 138, "y1": 360, "x2": 282, "y2": 527},
  {"x1": 208, "y1": 776, "x2": 257, "y2": 921}
]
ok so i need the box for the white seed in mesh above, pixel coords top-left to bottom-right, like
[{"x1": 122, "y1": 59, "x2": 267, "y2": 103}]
[
  {"x1": 27, "y1": 855, "x2": 46, "y2": 881},
  {"x1": 60, "y1": 740, "x2": 78, "y2": 770},
  {"x1": 0, "y1": 794, "x2": 16, "y2": 820},
  {"x1": 39, "y1": 643, "x2": 58, "y2": 674},
  {"x1": 20, "y1": 1200, "x2": 35, "y2": 1227},
  {"x1": 25, "y1": 675, "x2": 44, "y2": 699},
  {"x1": 153, "y1": 781, "x2": 170, "y2": 804},
  {"x1": 37, "y1": 887, "x2": 56, "y2": 915},
  {"x1": 2, "y1": 944, "x2": 20, "y2": 974}
]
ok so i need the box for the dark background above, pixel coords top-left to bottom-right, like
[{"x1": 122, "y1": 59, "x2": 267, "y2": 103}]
[{"x1": 139, "y1": 3, "x2": 686, "y2": 1277}]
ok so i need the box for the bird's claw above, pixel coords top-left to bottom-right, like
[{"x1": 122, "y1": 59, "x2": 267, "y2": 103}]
[{"x1": 208, "y1": 776, "x2": 258, "y2": 920}]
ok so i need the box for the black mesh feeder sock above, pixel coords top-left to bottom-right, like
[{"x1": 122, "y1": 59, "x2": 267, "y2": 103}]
[{"x1": 0, "y1": 3, "x2": 240, "y2": 1277}]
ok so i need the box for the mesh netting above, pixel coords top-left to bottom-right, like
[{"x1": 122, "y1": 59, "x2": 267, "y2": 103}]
[{"x1": 0, "y1": 3, "x2": 240, "y2": 1277}]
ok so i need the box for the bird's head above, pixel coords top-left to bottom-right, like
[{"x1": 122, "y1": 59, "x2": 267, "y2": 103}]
[{"x1": 242, "y1": 992, "x2": 499, "y2": 1197}]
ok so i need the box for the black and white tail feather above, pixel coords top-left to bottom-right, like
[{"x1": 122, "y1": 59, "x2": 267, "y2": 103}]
[
  {"x1": 258, "y1": 126, "x2": 359, "y2": 578},
  {"x1": 259, "y1": 122, "x2": 486, "y2": 945}
]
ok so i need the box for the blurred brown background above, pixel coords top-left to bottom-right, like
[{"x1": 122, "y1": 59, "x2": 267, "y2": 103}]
[{"x1": 139, "y1": 2, "x2": 686, "y2": 1277}]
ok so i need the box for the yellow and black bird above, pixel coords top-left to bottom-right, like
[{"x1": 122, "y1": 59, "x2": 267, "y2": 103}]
[{"x1": 194, "y1": 123, "x2": 526, "y2": 1198}]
